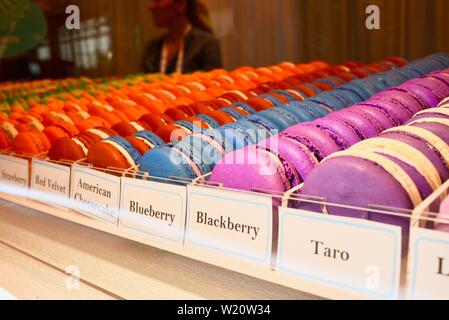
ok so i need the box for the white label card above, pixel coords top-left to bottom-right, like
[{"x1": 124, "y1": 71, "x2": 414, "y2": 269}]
[
  {"x1": 31, "y1": 159, "x2": 70, "y2": 209},
  {"x1": 70, "y1": 165, "x2": 121, "y2": 225},
  {"x1": 185, "y1": 185, "x2": 272, "y2": 266},
  {"x1": 277, "y1": 208, "x2": 401, "y2": 299},
  {"x1": 119, "y1": 177, "x2": 186, "y2": 243},
  {"x1": 408, "y1": 227, "x2": 449, "y2": 299},
  {"x1": 0, "y1": 154, "x2": 29, "y2": 191}
]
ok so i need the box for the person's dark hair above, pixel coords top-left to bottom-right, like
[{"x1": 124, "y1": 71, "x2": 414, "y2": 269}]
[{"x1": 185, "y1": 0, "x2": 214, "y2": 34}]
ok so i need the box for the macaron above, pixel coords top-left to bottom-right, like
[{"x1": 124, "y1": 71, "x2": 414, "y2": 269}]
[
  {"x1": 282, "y1": 103, "x2": 319, "y2": 123},
  {"x1": 43, "y1": 121, "x2": 80, "y2": 145},
  {"x1": 12, "y1": 131, "x2": 50, "y2": 155},
  {"x1": 281, "y1": 123, "x2": 342, "y2": 161},
  {"x1": 359, "y1": 99, "x2": 413, "y2": 124},
  {"x1": 218, "y1": 122, "x2": 254, "y2": 150},
  {"x1": 244, "y1": 96, "x2": 275, "y2": 111},
  {"x1": 111, "y1": 120, "x2": 152, "y2": 137},
  {"x1": 139, "y1": 113, "x2": 173, "y2": 131},
  {"x1": 0, "y1": 127, "x2": 13, "y2": 149},
  {"x1": 48, "y1": 135, "x2": 94, "y2": 162},
  {"x1": 258, "y1": 107, "x2": 300, "y2": 131},
  {"x1": 87, "y1": 136, "x2": 142, "y2": 169},
  {"x1": 125, "y1": 130, "x2": 165, "y2": 155},
  {"x1": 47, "y1": 127, "x2": 116, "y2": 162},
  {"x1": 325, "y1": 109, "x2": 383, "y2": 139},
  {"x1": 175, "y1": 128, "x2": 233, "y2": 170},
  {"x1": 155, "y1": 120, "x2": 202, "y2": 143},
  {"x1": 0, "y1": 122, "x2": 19, "y2": 141},
  {"x1": 230, "y1": 102, "x2": 257, "y2": 114},
  {"x1": 41, "y1": 111, "x2": 76, "y2": 127},
  {"x1": 138, "y1": 144, "x2": 209, "y2": 181},
  {"x1": 284, "y1": 100, "x2": 331, "y2": 118},
  {"x1": 223, "y1": 105, "x2": 249, "y2": 117},
  {"x1": 82, "y1": 127, "x2": 117, "y2": 142},
  {"x1": 193, "y1": 114, "x2": 221, "y2": 129},
  {"x1": 206, "y1": 109, "x2": 238, "y2": 125},
  {"x1": 311, "y1": 117, "x2": 362, "y2": 147},
  {"x1": 76, "y1": 116, "x2": 111, "y2": 131},
  {"x1": 379, "y1": 131, "x2": 449, "y2": 181},
  {"x1": 164, "y1": 106, "x2": 193, "y2": 121},
  {"x1": 209, "y1": 143, "x2": 300, "y2": 193},
  {"x1": 238, "y1": 114, "x2": 280, "y2": 137},
  {"x1": 346, "y1": 104, "x2": 399, "y2": 130},
  {"x1": 299, "y1": 150, "x2": 424, "y2": 230},
  {"x1": 405, "y1": 109, "x2": 449, "y2": 125},
  {"x1": 399, "y1": 83, "x2": 440, "y2": 107}
]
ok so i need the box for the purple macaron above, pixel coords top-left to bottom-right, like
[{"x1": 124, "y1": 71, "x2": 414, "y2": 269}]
[
  {"x1": 406, "y1": 77, "x2": 449, "y2": 100},
  {"x1": 324, "y1": 109, "x2": 383, "y2": 139},
  {"x1": 404, "y1": 110, "x2": 449, "y2": 124},
  {"x1": 370, "y1": 89, "x2": 427, "y2": 113},
  {"x1": 209, "y1": 141, "x2": 300, "y2": 193},
  {"x1": 312, "y1": 117, "x2": 362, "y2": 147},
  {"x1": 346, "y1": 105, "x2": 397, "y2": 130},
  {"x1": 299, "y1": 154, "x2": 419, "y2": 219},
  {"x1": 359, "y1": 99, "x2": 413, "y2": 124},
  {"x1": 281, "y1": 123, "x2": 342, "y2": 160},
  {"x1": 379, "y1": 131, "x2": 449, "y2": 181},
  {"x1": 398, "y1": 83, "x2": 440, "y2": 107}
]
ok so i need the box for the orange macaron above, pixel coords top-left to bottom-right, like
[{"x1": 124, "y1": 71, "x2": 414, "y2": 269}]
[{"x1": 43, "y1": 121, "x2": 80, "y2": 145}]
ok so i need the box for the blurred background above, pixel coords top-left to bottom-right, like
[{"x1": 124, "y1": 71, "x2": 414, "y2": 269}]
[{"x1": 1, "y1": 0, "x2": 448, "y2": 81}]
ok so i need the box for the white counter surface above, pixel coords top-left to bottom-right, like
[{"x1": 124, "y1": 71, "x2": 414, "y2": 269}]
[{"x1": 0, "y1": 199, "x2": 318, "y2": 300}]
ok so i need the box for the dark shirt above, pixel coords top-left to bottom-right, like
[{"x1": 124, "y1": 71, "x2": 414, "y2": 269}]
[{"x1": 143, "y1": 27, "x2": 223, "y2": 74}]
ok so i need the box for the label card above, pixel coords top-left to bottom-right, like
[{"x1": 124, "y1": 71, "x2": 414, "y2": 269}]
[
  {"x1": 277, "y1": 208, "x2": 401, "y2": 299},
  {"x1": 0, "y1": 154, "x2": 29, "y2": 191},
  {"x1": 119, "y1": 177, "x2": 186, "y2": 243},
  {"x1": 70, "y1": 165, "x2": 121, "y2": 225},
  {"x1": 31, "y1": 159, "x2": 70, "y2": 209},
  {"x1": 185, "y1": 185, "x2": 272, "y2": 266},
  {"x1": 408, "y1": 227, "x2": 449, "y2": 299}
]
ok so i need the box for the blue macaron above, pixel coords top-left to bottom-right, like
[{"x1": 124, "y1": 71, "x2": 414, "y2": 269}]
[
  {"x1": 308, "y1": 93, "x2": 347, "y2": 111},
  {"x1": 240, "y1": 113, "x2": 281, "y2": 133},
  {"x1": 282, "y1": 102, "x2": 318, "y2": 123},
  {"x1": 258, "y1": 107, "x2": 301, "y2": 131},
  {"x1": 176, "y1": 128, "x2": 232, "y2": 169},
  {"x1": 340, "y1": 82, "x2": 373, "y2": 100},
  {"x1": 219, "y1": 122, "x2": 253, "y2": 150},
  {"x1": 331, "y1": 89, "x2": 363, "y2": 105},
  {"x1": 138, "y1": 144, "x2": 209, "y2": 181}
]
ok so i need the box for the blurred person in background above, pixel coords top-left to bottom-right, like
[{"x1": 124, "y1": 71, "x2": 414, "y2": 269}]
[{"x1": 143, "y1": 0, "x2": 223, "y2": 74}]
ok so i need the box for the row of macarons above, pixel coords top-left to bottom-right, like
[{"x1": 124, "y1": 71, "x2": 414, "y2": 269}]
[
  {"x1": 53, "y1": 57, "x2": 406, "y2": 170},
  {"x1": 0, "y1": 60, "x2": 329, "y2": 153},
  {"x1": 2, "y1": 60, "x2": 334, "y2": 120},
  {"x1": 210, "y1": 66, "x2": 449, "y2": 192},
  {"x1": 136, "y1": 54, "x2": 449, "y2": 181},
  {"x1": 0, "y1": 62, "x2": 316, "y2": 113},
  {"x1": 298, "y1": 96, "x2": 449, "y2": 239},
  {"x1": 0, "y1": 59, "x2": 332, "y2": 134},
  {"x1": 2, "y1": 59, "x2": 376, "y2": 162}
]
